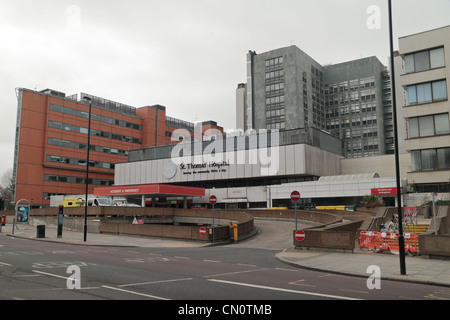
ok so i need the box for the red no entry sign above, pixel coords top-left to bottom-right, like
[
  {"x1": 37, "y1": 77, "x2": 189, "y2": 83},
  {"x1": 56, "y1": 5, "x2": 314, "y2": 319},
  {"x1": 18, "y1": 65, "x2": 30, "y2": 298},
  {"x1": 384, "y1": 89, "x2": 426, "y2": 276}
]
[
  {"x1": 291, "y1": 191, "x2": 301, "y2": 202},
  {"x1": 295, "y1": 230, "x2": 306, "y2": 242},
  {"x1": 209, "y1": 195, "x2": 217, "y2": 205},
  {"x1": 199, "y1": 227, "x2": 207, "y2": 236}
]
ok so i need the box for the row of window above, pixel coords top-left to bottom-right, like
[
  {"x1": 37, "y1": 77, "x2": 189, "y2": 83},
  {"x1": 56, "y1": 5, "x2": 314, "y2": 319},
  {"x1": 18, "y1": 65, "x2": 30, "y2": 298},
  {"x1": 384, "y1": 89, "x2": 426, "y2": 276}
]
[
  {"x1": 50, "y1": 104, "x2": 142, "y2": 131},
  {"x1": 411, "y1": 147, "x2": 450, "y2": 171},
  {"x1": 44, "y1": 174, "x2": 114, "y2": 186},
  {"x1": 404, "y1": 47, "x2": 445, "y2": 74},
  {"x1": 326, "y1": 77, "x2": 376, "y2": 94},
  {"x1": 265, "y1": 82, "x2": 285, "y2": 96},
  {"x1": 327, "y1": 116, "x2": 377, "y2": 129},
  {"x1": 265, "y1": 69, "x2": 284, "y2": 81},
  {"x1": 266, "y1": 122, "x2": 286, "y2": 130},
  {"x1": 46, "y1": 155, "x2": 115, "y2": 170},
  {"x1": 327, "y1": 90, "x2": 376, "y2": 106},
  {"x1": 409, "y1": 113, "x2": 450, "y2": 138},
  {"x1": 343, "y1": 128, "x2": 378, "y2": 139},
  {"x1": 265, "y1": 56, "x2": 284, "y2": 70},
  {"x1": 347, "y1": 142, "x2": 379, "y2": 152},
  {"x1": 326, "y1": 103, "x2": 377, "y2": 117},
  {"x1": 407, "y1": 79, "x2": 447, "y2": 105},
  {"x1": 47, "y1": 138, "x2": 129, "y2": 156},
  {"x1": 48, "y1": 121, "x2": 142, "y2": 144}
]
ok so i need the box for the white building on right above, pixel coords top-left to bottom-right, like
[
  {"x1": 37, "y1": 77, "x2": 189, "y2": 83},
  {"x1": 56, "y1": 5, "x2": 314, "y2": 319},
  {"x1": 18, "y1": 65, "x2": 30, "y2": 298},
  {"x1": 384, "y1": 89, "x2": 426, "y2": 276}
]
[{"x1": 399, "y1": 25, "x2": 450, "y2": 193}]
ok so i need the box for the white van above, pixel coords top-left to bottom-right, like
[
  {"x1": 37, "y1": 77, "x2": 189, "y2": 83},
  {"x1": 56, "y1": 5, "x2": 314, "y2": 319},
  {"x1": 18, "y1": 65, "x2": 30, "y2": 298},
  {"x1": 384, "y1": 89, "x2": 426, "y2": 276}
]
[{"x1": 86, "y1": 197, "x2": 115, "y2": 207}]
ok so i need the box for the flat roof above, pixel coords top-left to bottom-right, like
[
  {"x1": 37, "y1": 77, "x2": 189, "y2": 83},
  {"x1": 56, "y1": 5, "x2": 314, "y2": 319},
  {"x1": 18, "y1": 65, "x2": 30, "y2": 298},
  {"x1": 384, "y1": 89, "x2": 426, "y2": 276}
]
[{"x1": 94, "y1": 184, "x2": 205, "y2": 197}]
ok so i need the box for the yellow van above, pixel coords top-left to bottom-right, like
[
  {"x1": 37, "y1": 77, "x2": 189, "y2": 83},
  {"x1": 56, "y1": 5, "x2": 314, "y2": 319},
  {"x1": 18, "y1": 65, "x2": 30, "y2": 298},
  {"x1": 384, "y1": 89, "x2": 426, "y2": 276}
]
[{"x1": 63, "y1": 198, "x2": 84, "y2": 207}]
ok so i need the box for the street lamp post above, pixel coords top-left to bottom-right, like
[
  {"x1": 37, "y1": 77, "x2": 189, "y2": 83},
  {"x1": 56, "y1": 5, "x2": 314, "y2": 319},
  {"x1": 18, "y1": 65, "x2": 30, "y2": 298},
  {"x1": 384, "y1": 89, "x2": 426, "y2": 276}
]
[
  {"x1": 82, "y1": 96, "x2": 93, "y2": 242},
  {"x1": 388, "y1": 0, "x2": 406, "y2": 275}
]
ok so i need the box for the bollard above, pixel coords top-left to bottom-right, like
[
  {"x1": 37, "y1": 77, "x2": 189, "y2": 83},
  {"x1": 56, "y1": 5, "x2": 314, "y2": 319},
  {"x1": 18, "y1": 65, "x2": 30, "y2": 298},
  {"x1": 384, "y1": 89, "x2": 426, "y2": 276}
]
[{"x1": 229, "y1": 222, "x2": 238, "y2": 243}]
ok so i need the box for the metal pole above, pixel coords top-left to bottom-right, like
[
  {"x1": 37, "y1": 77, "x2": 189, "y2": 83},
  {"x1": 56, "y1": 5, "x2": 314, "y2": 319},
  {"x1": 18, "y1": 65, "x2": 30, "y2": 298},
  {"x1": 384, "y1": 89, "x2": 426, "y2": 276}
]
[
  {"x1": 432, "y1": 193, "x2": 437, "y2": 235},
  {"x1": 83, "y1": 97, "x2": 92, "y2": 242},
  {"x1": 212, "y1": 204, "x2": 215, "y2": 244},
  {"x1": 388, "y1": 0, "x2": 406, "y2": 275},
  {"x1": 295, "y1": 203, "x2": 298, "y2": 231}
]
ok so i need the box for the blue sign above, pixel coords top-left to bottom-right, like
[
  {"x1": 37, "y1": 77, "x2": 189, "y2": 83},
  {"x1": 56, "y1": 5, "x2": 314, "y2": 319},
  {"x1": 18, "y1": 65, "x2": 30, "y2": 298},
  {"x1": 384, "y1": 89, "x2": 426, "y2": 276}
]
[{"x1": 17, "y1": 206, "x2": 29, "y2": 223}]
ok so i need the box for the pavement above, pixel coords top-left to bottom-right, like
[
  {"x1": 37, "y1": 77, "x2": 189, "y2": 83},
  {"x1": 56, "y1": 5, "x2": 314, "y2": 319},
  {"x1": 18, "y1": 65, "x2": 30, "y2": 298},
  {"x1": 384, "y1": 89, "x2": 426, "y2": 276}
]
[{"x1": 2, "y1": 222, "x2": 450, "y2": 288}]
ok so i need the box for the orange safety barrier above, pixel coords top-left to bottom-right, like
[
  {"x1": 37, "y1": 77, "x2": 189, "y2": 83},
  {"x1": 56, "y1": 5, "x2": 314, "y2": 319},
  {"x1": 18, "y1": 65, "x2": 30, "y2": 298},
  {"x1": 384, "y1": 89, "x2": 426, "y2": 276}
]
[
  {"x1": 359, "y1": 231, "x2": 419, "y2": 254},
  {"x1": 359, "y1": 231, "x2": 379, "y2": 250}
]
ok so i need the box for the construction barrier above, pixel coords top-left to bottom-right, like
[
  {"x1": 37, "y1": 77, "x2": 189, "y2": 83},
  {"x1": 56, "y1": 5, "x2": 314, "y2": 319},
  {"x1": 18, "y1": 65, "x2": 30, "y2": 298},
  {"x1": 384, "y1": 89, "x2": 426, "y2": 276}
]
[{"x1": 359, "y1": 231, "x2": 419, "y2": 254}]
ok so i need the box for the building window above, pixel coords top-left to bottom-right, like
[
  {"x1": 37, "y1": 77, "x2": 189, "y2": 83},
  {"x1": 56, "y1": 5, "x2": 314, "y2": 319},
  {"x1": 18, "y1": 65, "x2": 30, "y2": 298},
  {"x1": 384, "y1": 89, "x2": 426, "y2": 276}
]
[
  {"x1": 407, "y1": 80, "x2": 447, "y2": 105},
  {"x1": 404, "y1": 47, "x2": 445, "y2": 73},
  {"x1": 265, "y1": 56, "x2": 284, "y2": 70},
  {"x1": 409, "y1": 113, "x2": 450, "y2": 138},
  {"x1": 411, "y1": 147, "x2": 450, "y2": 171}
]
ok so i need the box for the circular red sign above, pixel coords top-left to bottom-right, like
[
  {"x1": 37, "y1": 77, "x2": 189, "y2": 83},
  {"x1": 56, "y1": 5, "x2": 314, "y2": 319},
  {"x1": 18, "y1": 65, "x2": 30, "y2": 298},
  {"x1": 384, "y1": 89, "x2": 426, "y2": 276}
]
[
  {"x1": 209, "y1": 195, "x2": 217, "y2": 205},
  {"x1": 199, "y1": 227, "x2": 207, "y2": 236},
  {"x1": 290, "y1": 191, "x2": 301, "y2": 202},
  {"x1": 295, "y1": 230, "x2": 306, "y2": 242}
]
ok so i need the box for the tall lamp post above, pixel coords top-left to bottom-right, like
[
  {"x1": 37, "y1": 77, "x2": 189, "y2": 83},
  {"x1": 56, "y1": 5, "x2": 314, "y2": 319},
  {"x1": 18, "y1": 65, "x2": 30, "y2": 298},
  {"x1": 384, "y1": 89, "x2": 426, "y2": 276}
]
[
  {"x1": 388, "y1": 0, "x2": 406, "y2": 275},
  {"x1": 82, "y1": 96, "x2": 93, "y2": 242}
]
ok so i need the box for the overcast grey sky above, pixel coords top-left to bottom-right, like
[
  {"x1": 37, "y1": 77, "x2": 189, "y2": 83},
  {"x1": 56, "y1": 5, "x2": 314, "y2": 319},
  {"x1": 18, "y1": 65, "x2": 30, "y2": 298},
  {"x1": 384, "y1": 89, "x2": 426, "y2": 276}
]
[{"x1": 1, "y1": 0, "x2": 449, "y2": 178}]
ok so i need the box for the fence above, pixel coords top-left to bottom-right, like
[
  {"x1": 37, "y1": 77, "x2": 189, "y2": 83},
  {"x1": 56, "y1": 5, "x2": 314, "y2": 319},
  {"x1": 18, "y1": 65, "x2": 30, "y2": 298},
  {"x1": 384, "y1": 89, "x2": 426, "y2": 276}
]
[{"x1": 359, "y1": 231, "x2": 419, "y2": 254}]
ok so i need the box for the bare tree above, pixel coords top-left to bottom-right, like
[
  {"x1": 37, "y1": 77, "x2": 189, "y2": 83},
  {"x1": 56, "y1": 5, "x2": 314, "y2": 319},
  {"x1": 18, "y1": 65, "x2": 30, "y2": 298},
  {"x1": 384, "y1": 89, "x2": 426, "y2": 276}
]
[{"x1": 0, "y1": 168, "x2": 13, "y2": 200}]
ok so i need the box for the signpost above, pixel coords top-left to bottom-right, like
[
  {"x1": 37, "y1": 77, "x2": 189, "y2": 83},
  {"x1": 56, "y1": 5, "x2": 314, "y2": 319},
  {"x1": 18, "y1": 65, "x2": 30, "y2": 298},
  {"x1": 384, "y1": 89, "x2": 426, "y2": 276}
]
[
  {"x1": 199, "y1": 226, "x2": 207, "y2": 237},
  {"x1": 291, "y1": 191, "x2": 301, "y2": 230},
  {"x1": 57, "y1": 205, "x2": 64, "y2": 238},
  {"x1": 295, "y1": 230, "x2": 306, "y2": 242},
  {"x1": 209, "y1": 195, "x2": 217, "y2": 243}
]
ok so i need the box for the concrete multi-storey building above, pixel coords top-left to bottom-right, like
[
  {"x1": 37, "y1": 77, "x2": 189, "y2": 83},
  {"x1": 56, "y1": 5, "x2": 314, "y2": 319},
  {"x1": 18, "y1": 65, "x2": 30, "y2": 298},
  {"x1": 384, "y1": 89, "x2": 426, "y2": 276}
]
[
  {"x1": 12, "y1": 88, "x2": 222, "y2": 206},
  {"x1": 236, "y1": 45, "x2": 396, "y2": 158},
  {"x1": 399, "y1": 25, "x2": 450, "y2": 193}
]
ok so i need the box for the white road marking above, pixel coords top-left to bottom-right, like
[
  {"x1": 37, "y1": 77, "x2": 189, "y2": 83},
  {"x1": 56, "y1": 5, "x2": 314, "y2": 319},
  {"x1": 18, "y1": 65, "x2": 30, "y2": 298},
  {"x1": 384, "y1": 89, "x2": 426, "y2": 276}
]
[
  {"x1": 32, "y1": 270, "x2": 70, "y2": 280},
  {"x1": 204, "y1": 268, "x2": 269, "y2": 278},
  {"x1": 208, "y1": 279, "x2": 363, "y2": 300},
  {"x1": 101, "y1": 285, "x2": 170, "y2": 300},
  {"x1": 118, "y1": 277, "x2": 192, "y2": 288}
]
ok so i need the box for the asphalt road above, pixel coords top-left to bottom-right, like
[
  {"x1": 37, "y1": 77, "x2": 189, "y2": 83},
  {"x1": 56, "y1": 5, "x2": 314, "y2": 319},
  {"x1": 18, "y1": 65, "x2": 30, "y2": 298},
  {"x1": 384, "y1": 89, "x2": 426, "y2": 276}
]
[{"x1": 1, "y1": 219, "x2": 450, "y2": 306}]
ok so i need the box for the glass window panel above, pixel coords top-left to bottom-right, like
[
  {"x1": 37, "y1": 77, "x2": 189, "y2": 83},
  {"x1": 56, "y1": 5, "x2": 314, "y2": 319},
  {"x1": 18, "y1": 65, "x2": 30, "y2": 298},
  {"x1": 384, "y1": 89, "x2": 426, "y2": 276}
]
[
  {"x1": 419, "y1": 115, "x2": 434, "y2": 137},
  {"x1": 416, "y1": 83, "x2": 432, "y2": 103},
  {"x1": 404, "y1": 54, "x2": 415, "y2": 74},
  {"x1": 409, "y1": 118, "x2": 419, "y2": 138},
  {"x1": 430, "y1": 47, "x2": 445, "y2": 69},
  {"x1": 438, "y1": 148, "x2": 450, "y2": 169},
  {"x1": 432, "y1": 80, "x2": 447, "y2": 101},
  {"x1": 421, "y1": 149, "x2": 436, "y2": 170},
  {"x1": 407, "y1": 85, "x2": 417, "y2": 105},
  {"x1": 414, "y1": 51, "x2": 430, "y2": 72},
  {"x1": 435, "y1": 113, "x2": 450, "y2": 135}
]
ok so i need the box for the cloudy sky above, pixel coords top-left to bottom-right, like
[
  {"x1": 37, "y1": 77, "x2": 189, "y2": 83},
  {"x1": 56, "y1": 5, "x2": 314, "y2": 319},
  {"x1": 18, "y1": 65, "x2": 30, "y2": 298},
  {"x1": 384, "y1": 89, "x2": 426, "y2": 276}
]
[{"x1": 1, "y1": 0, "x2": 449, "y2": 178}]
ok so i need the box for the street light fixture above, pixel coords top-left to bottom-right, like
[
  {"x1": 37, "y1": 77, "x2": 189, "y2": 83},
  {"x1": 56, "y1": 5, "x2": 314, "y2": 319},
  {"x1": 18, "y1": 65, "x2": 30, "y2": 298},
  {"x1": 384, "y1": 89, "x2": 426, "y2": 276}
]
[{"x1": 82, "y1": 96, "x2": 93, "y2": 242}]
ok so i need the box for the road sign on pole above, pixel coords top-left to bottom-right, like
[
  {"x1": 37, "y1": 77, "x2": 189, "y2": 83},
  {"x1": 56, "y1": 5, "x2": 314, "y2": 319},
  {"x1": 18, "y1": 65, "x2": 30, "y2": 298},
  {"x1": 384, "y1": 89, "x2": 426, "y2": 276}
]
[
  {"x1": 199, "y1": 227, "x2": 207, "y2": 236},
  {"x1": 291, "y1": 191, "x2": 301, "y2": 230},
  {"x1": 209, "y1": 195, "x2": 217, "y2": 243},
  {"x1": 290, "y1": 191, "x2": 301, "y2": 202},
  {"x1": 295, "y1": 230, "x2": 306, "y2": 242}
]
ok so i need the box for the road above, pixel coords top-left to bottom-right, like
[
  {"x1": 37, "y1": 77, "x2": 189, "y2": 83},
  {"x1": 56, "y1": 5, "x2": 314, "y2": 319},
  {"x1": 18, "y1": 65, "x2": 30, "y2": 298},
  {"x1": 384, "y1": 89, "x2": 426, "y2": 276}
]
[{"x1": 1, "y1": 219, "x2": 450, "y2": 307}]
